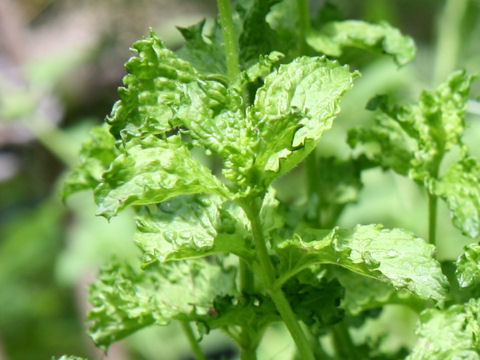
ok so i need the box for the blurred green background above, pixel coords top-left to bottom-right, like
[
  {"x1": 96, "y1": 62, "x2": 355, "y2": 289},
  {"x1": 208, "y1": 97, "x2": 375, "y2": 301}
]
[{"x1": 0, "y1": 0, "x2": 479, "y2": 359}]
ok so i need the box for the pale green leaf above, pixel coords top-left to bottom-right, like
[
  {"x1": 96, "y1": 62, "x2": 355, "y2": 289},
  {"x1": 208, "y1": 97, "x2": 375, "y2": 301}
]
[
  {"x1": 408, "y1": 299, "x2": 480, "y2": 360},
  {"x1": 88, "y1": 259, "x2": 236, "y2": 349},
  {"x1": 107, "y1": 30, "x2": 234, "y2": 142},
  {"x1": 276, "y1": 224, "x2": 447, "y2": 303},
  {"x1": 307, "y1": 20, "x2": 416, "y2": 66},
  {"x1": 456, "y1": 243, "x2": 480, "y2": 287},
  {"x1": 332, "y1": 267, "x2": 422, "y2": 315},
  {"x1": 248, "y1": 56, "x2": 358, "y2": 185},
  {"x1": 347, "y1": 113, "x2": 415, "y2": 176},
  {"x1": 432, "y1": 156, "x2": 480, "y2": 238},
  {"x1": 350, "y1": 71, "x2": 476, "y2": 183},
  {"x1": 62, "y1": 125, "x2": 118, "y2": 199},
  {"x1": 94, "y1": 135, "x2": 230, "y2": 218},
  {"x1": 135, "y1": 194, "x2": 254, "y2": 264}
]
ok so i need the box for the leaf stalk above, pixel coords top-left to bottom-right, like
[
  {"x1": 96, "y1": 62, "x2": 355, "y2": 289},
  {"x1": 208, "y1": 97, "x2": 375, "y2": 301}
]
[
  {"x1": 180, "y1": 321, "x2": 207, "y2": 360},
  {"x1": 241, "y1": 199, "x2": 315, "y2": 360},
  {"x1": 217, "y1": 0, "x2": 241, "y2": 82}
]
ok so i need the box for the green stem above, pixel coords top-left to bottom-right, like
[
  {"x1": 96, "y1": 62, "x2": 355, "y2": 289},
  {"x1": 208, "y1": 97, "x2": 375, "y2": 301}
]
[
  {"x1": 241, "y1": 199, "x2": 315, "y2": 360},
  {"x1": 180, "y1": 321, "x2": 207, "y2": 360},
  {"x1": 427, "y1": 159, "x2": 441, "y2": 246},
  {"x1": 217, "y1": 0, "x2": 240, "y2": 82},
  {"x1": 428, "y1": 192, "x2": 438, "y2": 246},
  {"x1": 305, "y1": 150, "x2": 323, "y2": 227},
  {"x1": 433, "y1": 0, "x2": 468, "y2": 84},
  {"x1": 332, "y1": 322, "x2": 357, "y2": 359},
  {"x1": 240, "y1": 346, "x2": 257, "y2": 360},
  {"x1": 296, "y1": 0, "x2": 311, "y2": 54},
  {"x1": 240, "y1": 259, "x2": 254, "y2": 294},
  {"x1": 239, "y1": 260, "x2": 257, "y2": 360}
]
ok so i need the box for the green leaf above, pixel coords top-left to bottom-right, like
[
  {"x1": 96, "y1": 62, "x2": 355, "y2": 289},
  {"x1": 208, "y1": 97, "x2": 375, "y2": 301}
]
[
  {"x1": 432, "y1": 156, "x2": 480, "y2": 238},
  {"x1": 305, "y1": 156, "x2": 370, "y2": 228},
  {"x1": 107, "y1": 30, "x2": 234, "y2": 141},
  {"x1": 54, "y1": 356, "x2": 88, "y2": 360},
  {"x1": 88, "y1": 259, "x2": 236, "y2": 349},
  {"x1": 307, "y1": 20, "x2": 416, "y2": 66},
  {"x1": 456, "y1": 243, "x2": 480, "y2": 287},
  {"x1": 196, "y1": 294, "x2": 278, "y2": 347},
  {"x1": 135, "y1": 194, "x2": 254, "y2": 265},
  {"x1": 249, "y1": 56, "x2": 358, "y2": 185},
  {"x1": 347, "y1": 111, "x2": 415, "y2": 176},
  {"x1": 332, "y1": 267, "x2": 422, "y2": 315},
  {"x1": 237, "y1": 0, "x2": 281, "y2": 66},
  {"x1": 265, "y1": 0, "x2": 301, "y2": 57},
  {"x1": 407, "y1": 299, "x2": 480, "y2": 360},
  {"x1": 283, "y1": 272, "x2": 344, "y2": 330},
  {"x1": 94, "y1": 135, "x2": 230, "y2": 218},
  {"x1": 349, "y1": 70, "x2": 476, "y2": 183},
  {"x1": 62, "y1": 125, "x2": 118, "y2": 199},
  {"x1": 276, "y1": 224, "x2": 447, "y2": 303},
  {"x1": 176, "y1": 20, "x2": 227, "y2": 76}
]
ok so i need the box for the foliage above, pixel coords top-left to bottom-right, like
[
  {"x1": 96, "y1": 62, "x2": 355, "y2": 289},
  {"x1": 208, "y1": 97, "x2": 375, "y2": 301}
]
[{"x1": 54, "y1": 0, "x2": 480, "y2": 359}]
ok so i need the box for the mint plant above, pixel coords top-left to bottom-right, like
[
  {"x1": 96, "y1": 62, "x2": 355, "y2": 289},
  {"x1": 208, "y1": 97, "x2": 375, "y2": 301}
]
[{"x1": 63, "y1": 0, "x2": 480, "y2": 359}]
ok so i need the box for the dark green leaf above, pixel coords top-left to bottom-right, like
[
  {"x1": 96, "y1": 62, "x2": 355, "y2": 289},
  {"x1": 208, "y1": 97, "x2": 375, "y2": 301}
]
[{"x1": 176, "y1": 20, "x2": 227, "y2": 76}]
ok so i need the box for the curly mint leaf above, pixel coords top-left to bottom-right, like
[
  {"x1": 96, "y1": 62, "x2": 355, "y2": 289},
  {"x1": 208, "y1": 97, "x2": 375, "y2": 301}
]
[
  {"x1": 249, "y1": 56, "x2": 358, "y2": 185},
  {"x1": 62, "y1": 125, "x2": 118, "y2": 199},
  {"x1": 135, "y1": 195, "x2": 253, "y2": 264},
  {"x1": 307, "y1": 20, "x2": 416, "y2": 66},
  {"x1": 432, "y1": 156, "x2": 480, "y2": 238},
  {"x1": 88, "y1": 259, "x2": 236, "y2": 349},
  {"x1": 456, "y1": 243, "x2": 480, "y2": 288},
  {"x1": 107, "y1": 30, "x2": 234, "y2": 141},
  {"x1": 408, "y1": 299, "x2": 480, "y2": 360},
  {"x1": 347, "y1": 112, "x2": 415, "y2": 176},
  {"x1": 94, "y1": 135, "x2": 230, "y2": 219},
  {"x1": 349, "y1": 70, "x2": 476, "y2": 183},
  {"x1": 277, "y1": 224, "x2": 447, "y2": 303}
]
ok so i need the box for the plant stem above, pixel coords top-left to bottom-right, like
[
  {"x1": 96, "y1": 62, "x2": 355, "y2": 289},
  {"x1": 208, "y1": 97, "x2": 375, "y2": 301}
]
[
  {"x1": 428, "y1": 192, "x2": 438, "y2": 246},
  {"x1": 296, "y1": 0, "x2": 310, "y2": 54},
  {"x1": 332, "y1": 322, "x2": 357, "y2": 359},
  {"x1": 433, "y1": 0, "x2": 468, "y2": 84},
  {"x1": 217, "y1": 0, "x2": 240, "y2": 82},
  {"x1": 427, "y1": 158, "x2": 442, "y2": 246},
  {"x1": 241, "y1": 200, "x2": 315, "y2": 360},
  {"x1": 180, "y1": 321, "x2": 207, "y2": 360},
  {"x1": 239, "y1": 260, "x2": 257, "y2": 360},
  {"x1": 240, "y1": 259, "x2": 255, "y2": 294}
]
